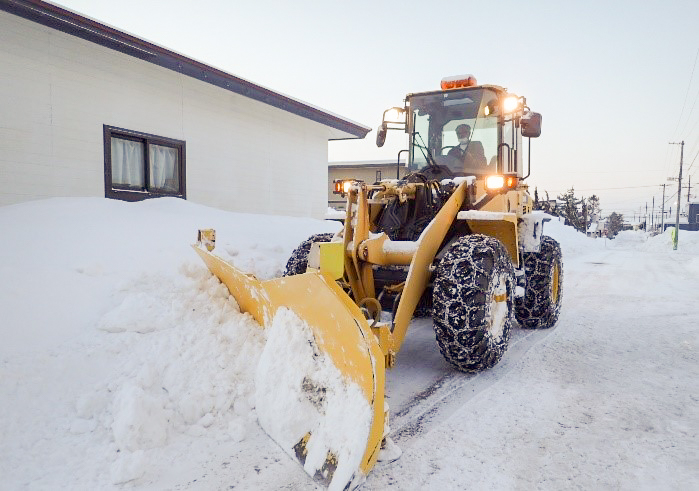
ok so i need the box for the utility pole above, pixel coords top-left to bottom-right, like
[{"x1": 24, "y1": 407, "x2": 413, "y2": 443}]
[
  {"x1": 669, "y1": 141, "x2": 684, "y2": 250},
  {"x1": 651, "y1": 196, "x2": 655, "y2": 230},
  {"x1": 688, "y1": 176, "x2": 692, "y2": 204},
  {"x1": 661, "y1": 184, "x2": 666, "y2": 232}
]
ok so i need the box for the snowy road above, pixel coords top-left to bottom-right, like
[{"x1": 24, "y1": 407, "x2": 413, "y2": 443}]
[
  {"x1": 364, "y1": 239, "x2": 699, "y2": 490},
  {"x1": 384, "y1": 322, "x2": 550, "y2": 447},
  {"x1": 1, "y1": 199, "x2": 697, "y2": 490}
]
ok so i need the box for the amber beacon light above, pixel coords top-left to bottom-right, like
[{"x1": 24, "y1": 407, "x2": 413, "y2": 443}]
[{"x1": 440, "y1": 74, "x2": 478, "y2": 90}]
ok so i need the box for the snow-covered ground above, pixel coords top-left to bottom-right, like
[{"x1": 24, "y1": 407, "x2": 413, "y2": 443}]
[{"x1": 1, "y1": 198, "x2": 698, "y2": 489}]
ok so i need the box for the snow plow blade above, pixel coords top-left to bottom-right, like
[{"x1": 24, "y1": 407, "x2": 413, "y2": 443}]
[{"x1": 193, "y1": 241, "x2": 385, "y2": 489}]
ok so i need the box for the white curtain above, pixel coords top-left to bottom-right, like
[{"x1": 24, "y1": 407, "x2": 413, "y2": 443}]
[
  {"x1": 111, "y1": 138, "x2": 144, "y2": 188},
  {"x1": 149, "y1": 144, "x2": 178, "y2": 191}
]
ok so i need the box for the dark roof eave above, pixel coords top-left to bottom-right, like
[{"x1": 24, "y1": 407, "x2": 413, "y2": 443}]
[{"x1": 0, "y1": 0, "x2": 370, "y2": 140}]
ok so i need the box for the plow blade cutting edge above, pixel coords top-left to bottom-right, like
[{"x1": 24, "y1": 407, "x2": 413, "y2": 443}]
[{"x1": 193, "y1": 244, "x2": 385, "y2": 490}]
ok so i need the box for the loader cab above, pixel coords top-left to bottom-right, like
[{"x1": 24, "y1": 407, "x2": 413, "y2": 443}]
[{"x1": 406, "y1": 84, "x2": 528, "y2": 178}]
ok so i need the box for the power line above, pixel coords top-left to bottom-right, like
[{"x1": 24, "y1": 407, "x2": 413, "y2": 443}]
[
  {"x1": 662, "y1": 189, "x2": 678, "y2": 205},
  {"x1": 682, "y1": 106, "x2": 699, "y2": 144},
  {"x1": 601, "y1": 188, "x2": 680, "y2": 218},
  {"x1": 687, "y1": 134, "x2": 699, "y2": 168},
  {"x1": 574, "y1": 184, "x2": 660, "y2": 191},
  {"x1": 679, "y1": 73, "x2": 699, "y2": 139},
  {"x1": 685, "y1": 147, "x2": 699, "y2": 173},
  {"x1": 664, "y1": 143, "x2": 681, "y2": 183},
  {"x1": 672, "y1": 47, "x2": 699, "y2": 139}
]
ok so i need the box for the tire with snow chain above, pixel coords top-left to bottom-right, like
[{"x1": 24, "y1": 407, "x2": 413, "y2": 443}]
[
  {"x1": 283, "y1": 233, "x2": 335, "y2": 276},
  {"x1": 515, "y1": 236, "x2": 563, "y2": 329},
  {"x1": 432, "y1": 234, "x2": 516, "y2": 372}
]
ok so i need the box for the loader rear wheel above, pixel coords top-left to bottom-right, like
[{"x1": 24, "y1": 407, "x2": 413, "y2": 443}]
[
  {"x1": 515, "y1": 236, "x2": 563, "y2": 329},
  {"x1": 432, "y1": 235, "x2": 515, "y2": 372},
  {"x1": 283, "y1": 233, "x2": 335, "y2": 276}
]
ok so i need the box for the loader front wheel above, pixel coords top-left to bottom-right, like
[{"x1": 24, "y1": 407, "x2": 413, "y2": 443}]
[
  {"x1": 432, "y1": 235, "x2": 515, "y2": 372},
  {"x1": 515, "y1": 236, "x2": 563, "y2": 329},
  {"x1": 283, "y1": 233, "x2": 335, "y2": 276}
]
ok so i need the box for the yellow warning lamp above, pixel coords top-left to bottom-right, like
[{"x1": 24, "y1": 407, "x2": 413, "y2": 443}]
[{"x1": 440, "y1": 74, "x2": 478, "y2": 90}]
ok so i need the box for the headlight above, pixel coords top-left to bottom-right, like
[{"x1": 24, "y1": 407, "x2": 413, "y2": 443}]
[
  {"x1": 502, "y1": 96, "x2": 521, "y2": 113},
  {"x1": 485, "y1": 175, "x2": 505, "y2": 190},
  {"x1": 485, "y1": 175, "x2": 518, "y2": 192},
  {"x1": 333, "y1": 179, "x2": 356, "y2": 195},
  {"x1": 383, "y1": 107, "x2": 406, "y2": 123}
]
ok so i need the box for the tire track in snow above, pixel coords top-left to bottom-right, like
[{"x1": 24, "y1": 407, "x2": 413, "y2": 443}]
[{"x1": 387, "y1": 324, "x2": 557, "y2": 446}]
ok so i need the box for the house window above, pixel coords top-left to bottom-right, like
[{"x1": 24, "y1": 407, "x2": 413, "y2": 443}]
[
  {"x1": 104, "y1": 125, "x2": 186, "y2": 201},
  {"x1": 375, "y1": 170, "x2": 382, "y2": 181}
]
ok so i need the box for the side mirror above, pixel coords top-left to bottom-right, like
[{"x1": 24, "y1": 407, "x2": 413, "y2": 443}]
[
  {"x1": 521, "y1": 112, "x2": 542, "y2": 138},
  {"x1": 376, "y1": 122, "x2": 388, "y2": 147}
]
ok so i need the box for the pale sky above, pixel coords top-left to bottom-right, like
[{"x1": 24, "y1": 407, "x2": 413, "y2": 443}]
[{"x1": 50, "y1": 0, "x2": 699, "y2": 218}]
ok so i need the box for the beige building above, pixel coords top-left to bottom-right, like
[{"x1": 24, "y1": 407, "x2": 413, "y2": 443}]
[
  {"x1": 0, "y1": 0, "x2": 369, "y2": 218},
  {"x1": 328, "y1": 160, "x2": 410, "y2": 209}
]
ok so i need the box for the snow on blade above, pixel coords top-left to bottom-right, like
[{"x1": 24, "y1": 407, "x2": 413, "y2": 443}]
[
  {"x1": 457, "y1": 210, "x2": 514, "y2": 221},
  {"x1": 382, "y1": 238, "x2": 419, "y2": 254},
  {"x1": 255, "y1": 307, "x2": 372, "y2": 490}
]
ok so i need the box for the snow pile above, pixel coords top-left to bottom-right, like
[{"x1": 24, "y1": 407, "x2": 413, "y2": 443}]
[
  {"x1": 88, "y1": 265, "x2": 265, "y2": 484},
  {"x1": 538, "y1": 215, "x2": 602, "y2": 256},
  {"x1": 608, "y1": 228, "x2": 699, "y2": 253},
  {"x1": 611, "y1": 229, "x2": 648, "y2": 248},
  {"x1": 0, "y1": 197, "x2": 339, "y2": 488},
  {"x1": 644, "y1": 228, "x2": 699, "y2": 252},
  {"x1": 255, "y1": 308, "x2": 372, "y2": 490},
  {"x1": 2, "y1": 197, "x2": 697, "y2": 489},
  {"x1": 325, "y1": 207, "x2": 346, "y2": 220}
]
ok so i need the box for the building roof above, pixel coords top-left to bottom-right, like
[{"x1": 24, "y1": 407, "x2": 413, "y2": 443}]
[{"x1": 0, "y1": 0, "x2": 370, "y2": 141}]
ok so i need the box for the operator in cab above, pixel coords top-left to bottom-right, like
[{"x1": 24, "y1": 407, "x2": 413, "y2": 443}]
[{"x1": 447, "y1": 124, "x2": 487, "y2": 173}]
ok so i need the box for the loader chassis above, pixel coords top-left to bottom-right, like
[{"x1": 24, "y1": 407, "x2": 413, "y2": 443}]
[
  {"x1": 311, "y1": 84, "x2": 558, "y2": 372},
  {"x1": 195, "y1": 77, "x2": 561, "y2": 489}
]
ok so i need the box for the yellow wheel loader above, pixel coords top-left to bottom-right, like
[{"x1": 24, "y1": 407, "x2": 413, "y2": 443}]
[{"x1": 193, "y1": 75, "x2": 562, "y2": 489}]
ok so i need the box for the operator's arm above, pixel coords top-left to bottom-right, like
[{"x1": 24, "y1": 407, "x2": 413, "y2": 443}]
[
  {"x1": 447, "y1": 146, "x2": 462, "y2": 159},
  {"x1": 470, "y1": 141, "x2": 486, "y2": 167}
]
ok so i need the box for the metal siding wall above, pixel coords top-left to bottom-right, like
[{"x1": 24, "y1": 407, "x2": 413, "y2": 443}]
[{"x1": 0, "y1": 11, "x2": 328, "y2": 217}]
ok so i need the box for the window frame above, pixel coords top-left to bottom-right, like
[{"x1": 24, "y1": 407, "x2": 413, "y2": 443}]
[{"x1": 103, "y1": 125, "x2": 186, "y2": 201}]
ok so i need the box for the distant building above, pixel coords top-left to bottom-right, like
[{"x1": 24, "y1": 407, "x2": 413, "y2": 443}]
[
  {"x1": 0, "y1": 0, "x2": 369, "y2": 217},
  {"x1": 328, "y1": 160, "x2": 408, "y2": 209},
  {"x1": 685, "y1": 202, "x2": 699, "y2": 231},
  {"x1": 586, "y1": 222, "x2": 600, "y2": 238},
  {"x1": 661, "y1": 201, "x2": 699, "y2": 232}
]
